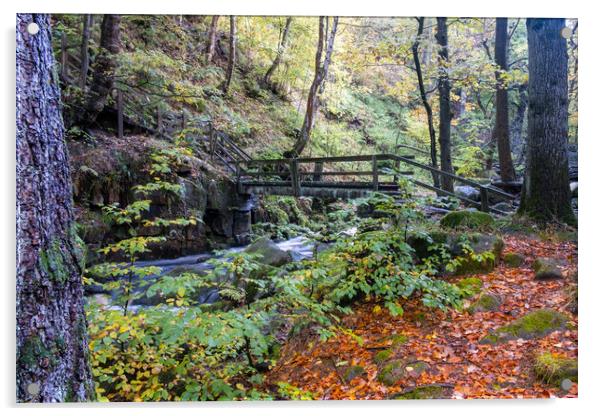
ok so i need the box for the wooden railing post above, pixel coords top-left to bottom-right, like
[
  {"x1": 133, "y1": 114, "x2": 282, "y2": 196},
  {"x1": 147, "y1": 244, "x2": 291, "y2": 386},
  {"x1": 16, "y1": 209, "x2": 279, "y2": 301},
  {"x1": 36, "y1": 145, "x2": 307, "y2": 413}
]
[
  {"x1": 117, "y1": 89, "x2": 124, "y2": 139},
  {"x1": 290, "y1": 159, "x2": 300, "y2": 197},
  {"x1": 480, "y1": 187, "x2": 490, "y2": 212},
  {"x1": 393, "y1": 159, "x2": 401, "y2": 183},
  {"x1": 313, "y1": 161, "x2": 323, "y2": 182},
  {"x1": 372, "y1": 155, "x2": 379, "y2": 191}
]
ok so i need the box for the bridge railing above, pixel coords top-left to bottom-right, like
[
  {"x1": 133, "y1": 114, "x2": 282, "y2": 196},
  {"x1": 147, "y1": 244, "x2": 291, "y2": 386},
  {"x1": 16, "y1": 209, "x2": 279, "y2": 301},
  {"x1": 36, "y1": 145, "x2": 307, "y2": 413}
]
[{"x1": 237, "y1": 153, "x2": 516, "y2": 214}]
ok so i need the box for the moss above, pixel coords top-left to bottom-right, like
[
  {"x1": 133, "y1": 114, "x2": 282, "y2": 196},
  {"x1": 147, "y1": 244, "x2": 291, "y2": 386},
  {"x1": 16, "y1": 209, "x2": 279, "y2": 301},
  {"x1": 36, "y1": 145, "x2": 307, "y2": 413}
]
[
  {"x1": 534, "y1": 352, "x2": 578, "y2": 385},
  {"x1": 389, "y1": 333, "x2": 409, "y2": 347},
  {"x1": 377, "y1": 359, "x2": 406, "y2": 386},
  {"x1": 467, "y1": 292, "x2": 502, "y2": 314},
  {"x1": 39, "y1": 239, "x2": 69, "y2": 284},
  {"x1": 374, "y1": 349, "x2": 393, "y2": 365},
  {"x1": 440, "y1": 210, "x2": 494, "y2": 230},
  {"x1": 342, "y1": 365, "x2": 366, "y2": 383},
  {"x1": 480, "y1": 309, "x2": 568, "y2": 344},
  {"x1": 533, "y1": 258, "x2": 563, "y2": 280},
  {"x1": 392, "y1": 385, "x2": 450, "y2": 400},
  {"x1": 456, "y1": 277, "x2": 483, "y2": 297},
  {"x1": 18, "y1": 335, "x2": 61, "y2": 370},
  {"x1": 503, "y1": 252, "x2": 525, "y2": 267}
]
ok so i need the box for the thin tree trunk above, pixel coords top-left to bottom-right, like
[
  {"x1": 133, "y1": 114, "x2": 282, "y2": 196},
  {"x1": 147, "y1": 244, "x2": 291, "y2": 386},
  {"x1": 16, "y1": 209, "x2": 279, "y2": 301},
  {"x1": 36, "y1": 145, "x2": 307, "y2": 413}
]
[
  {"x1": 16, "y1": 14, "x2": 94, "y2": 402},
  {"x1": 206, "y1": 15, "x2": 220, "y2": 63},
  {"x1": 494, "y1": 18, "x2": 517, "y2": 182},
  {"x1": 289, "y1": 17, "x2": 339, "y2": 157},
  {"x1": 511, "y1": 82, "x2": 528, "y2": 167},
  {"x1": 263, "y1": 17, "x2": 293, "y2": 89},
  {"x1": 412, "y1": 17, "x2": 440, "y2": 188},
  {"x1": 519, "y1": 18, "x2": 575, "y2": 225},
  {"x1": 79, "y1": 14, "x2": 93, "y2": 90},
  {"x1": 223, "y1": 16, "x2": 236, "y2": 94},
  {"x1": 436, "y1": 17, "x2": 454, "y2": 192},
  {"x1": 80, "y1": 14, "x2": 121, "y2": 125}
]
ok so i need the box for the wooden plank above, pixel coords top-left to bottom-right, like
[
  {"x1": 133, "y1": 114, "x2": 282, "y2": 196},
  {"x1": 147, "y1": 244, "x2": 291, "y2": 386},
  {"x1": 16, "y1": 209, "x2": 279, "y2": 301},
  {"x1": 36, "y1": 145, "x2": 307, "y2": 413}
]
[
  {"x1": 313, "y1": 161, "x2": 323, "y2": 181},
  {"x1": 247, "y1": 153, "x2": 416, "y2": 166}
]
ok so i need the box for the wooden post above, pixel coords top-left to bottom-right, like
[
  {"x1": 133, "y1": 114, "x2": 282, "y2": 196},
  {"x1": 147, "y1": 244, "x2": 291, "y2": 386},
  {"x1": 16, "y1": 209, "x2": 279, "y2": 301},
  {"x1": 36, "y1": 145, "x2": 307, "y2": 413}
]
[
  {"x1": 156, "y1": 106, "x2": 163, "y2": 137},
  {"x1": 313, "y1": 161, "x2": 323, "y2": 182},
  {"x1": 236, "y1": 163, "x2": 243, "y2": 194},
  {"x1": 290, "y1": 159, "x2": 300, "y2": 197},
  {"x1": 61, "y1": 32, "x2": 68, "y2": 82},
  {"x1": 117, "y1": 89, "x2": 124, "y2": 138},
  {"x1": 393, "y1": 159, "x2": 401, "y2": 183},
  {"x1": 480, "y1": 187, "x2": 490, "y2": 212},
  {"x1": 372, "y1": 155, "x2": 379, "y2": 191}
]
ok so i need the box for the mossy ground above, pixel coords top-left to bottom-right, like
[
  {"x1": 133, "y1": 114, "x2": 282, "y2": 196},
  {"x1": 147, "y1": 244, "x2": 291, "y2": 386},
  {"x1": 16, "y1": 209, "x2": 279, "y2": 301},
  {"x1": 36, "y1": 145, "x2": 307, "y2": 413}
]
[
  {"x1": 392, "y1": 385, "x2": 452, "y2": 400},
  {"x1": 503, "y1": 252, "x2": 525, "y2": 267},
  {"x1": 534, "y1": 352, "x2": 578, "y2": 385},
  {"x1": 440, "y1": 210, "x2": 494, "y2": 230},
  {"x1": 480, "y1": 309, "x2": 568, "y2": 344},
  {"x1": 467, "y1": 293, "x2": 502, "y2": 314}
]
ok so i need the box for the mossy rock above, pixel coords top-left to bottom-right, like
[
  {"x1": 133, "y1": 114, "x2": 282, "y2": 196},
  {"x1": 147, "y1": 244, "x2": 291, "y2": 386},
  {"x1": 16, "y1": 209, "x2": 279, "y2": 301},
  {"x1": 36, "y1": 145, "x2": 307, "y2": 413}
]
[
  {"x1": 244, "y1": 237, "x2": 293, "y2": 267},
  {"x1": 468, "y1": 292, "x2": 502, "y2": 314},
  {"x1": 534, "y1": 352, "x2": 578, "y2": 385},
  {"x1": 452, "y1": 234, "x2": 504, "y2": 275},
  {"x1": 480, "y1": 309, "x2": 569, "y2": 344},
  {"x1": 390, "y1": 333, "x2": 409, "y2": 347},
  {"x1": 503, "y1": 252, "x2": 525, "y2": 268},
  {"x1": 374, "y1": 349, "x2": 393, "y2": 365},
  {"x1": 440, "y1": 210, "x2": 494, "y2": 230},
  {"x1": 342, "y1": 365, "x2": 366, "y2": 383},
  {"x1": 390, "y1": 385, "x2": 453, "y2": 400},
  {"x1": 456, "y1": 277, "x2": 483, "y2": 297},
  {"x1": 533, "y1": 258, "x2": 564, "y2": 280},
  {"x1": 377, "y1": 359, "x2": 406, "y2": 386}
]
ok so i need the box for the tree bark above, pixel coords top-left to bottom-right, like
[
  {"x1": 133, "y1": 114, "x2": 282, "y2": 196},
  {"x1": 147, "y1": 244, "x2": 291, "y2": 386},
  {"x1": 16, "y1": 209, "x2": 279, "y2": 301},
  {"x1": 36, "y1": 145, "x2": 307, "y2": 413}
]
[
  {"x1": 79, "y1": 14, "x2": 93, "y2": 90},
  {"x1": 494, "y1": 18, "x2": 517, "y2": 182},
  {"x1": 288, "y1": 17, "x2": 339, "y2": 157},
  {"x1": 511, "y1": 82, "x2": 528, "y2": 166},
  {"x1": 80, "y1": 14, "x2": 121, "y2": 125},
  {"x1": 412, "y1": 17, "x2": 440, "y2": 188},
  {"x1": 262, "y1": 17, "x2": 293, "y2": 89},
  {"x1": 16, "y1": 14, "x2": 94, "y2": 402},
  {"x1": 435, "y1": 17, "x2": 454, "y2": 192},
  {"x1": 223, "y1": 16, "x2": 237, "y2": 94},
  {"x1": 519, "y1": 18, "x2": 575, "y2": 224},
  {"x1": 206, "y1": 15, "x2": 220, "y2": 63}
]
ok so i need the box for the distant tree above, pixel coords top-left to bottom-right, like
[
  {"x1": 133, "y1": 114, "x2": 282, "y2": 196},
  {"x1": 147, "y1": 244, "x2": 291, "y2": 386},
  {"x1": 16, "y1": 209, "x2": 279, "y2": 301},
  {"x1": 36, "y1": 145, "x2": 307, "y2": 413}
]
[
  {"x1": 16, "y1": 13, "x2": 94, "y2": 402},
  {"x1": 435, "y1": 17, "x2": 454, "y2": 192},
  {"x1": 223, "y1": 16, "x2": 237, "y2": 94},
  {"x1": 289, "y1": 16, "x2": 339, "y2": 157},
  {"x1": 519, "y1": 18, "x2": 575, "y2": 224},
  {"x1": 80, "y1": 14, "x2": 121, "y2": 125},
  {"x1": 262, "y1": 16, "x2": 294, "y2": 90},
  {"x1": 412, "y1": 17, "x2": 440, "y2": 188},
  {"x1": 494, "y1": 17, "x2": 516, "y2": 182},
  {"x1": 206, "y1": 15, "x2": 220, "y2": 63},
  {"x1": 79, "y1": 14, "x2": 93, "y2": 90}
]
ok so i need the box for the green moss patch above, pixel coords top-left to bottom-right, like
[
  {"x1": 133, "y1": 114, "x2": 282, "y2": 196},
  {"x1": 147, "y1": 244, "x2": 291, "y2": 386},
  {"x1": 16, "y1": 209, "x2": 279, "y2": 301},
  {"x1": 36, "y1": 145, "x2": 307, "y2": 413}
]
[
  {"x1": 440, "y1": 210, "x2": 494, "y2": 230},
  {"x1": 533, "y1": 258, "x2": 564, "y2": 280},
  {"x1": 342, "y1": 365, "x2": 366, "y2": 383},
  {"x1": 534, "y1": 352, "x2": 578, "y2": 385},
  {"x1": 467, "y1": 292, "x2": 502, "y2": 314},
  {"x1": 391, "y1": 385, "x2": 453, "y2": 400},
  {"x1": 480, "y1": 309, "x2": 569, "y2": 344},
  {"x1": 374, "y1": 349, "x2": 393, "y2": 365},
  {"x1": 503, "y1": 252, "x2": 525, "y2": 268},
  {"x1": 377, "y1": 359, "x2": 406, "y2": 386}
]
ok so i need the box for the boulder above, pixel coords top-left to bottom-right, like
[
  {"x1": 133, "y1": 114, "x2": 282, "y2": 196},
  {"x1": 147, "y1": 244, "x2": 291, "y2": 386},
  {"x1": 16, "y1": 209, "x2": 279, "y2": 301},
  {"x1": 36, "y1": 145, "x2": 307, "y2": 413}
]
[
  {"x1": 373, "y1": 349, "x2": 393, "y2": 365},
  {"x1": 454, "y1": 185, "x2": 480, "y2": 202},
  {"x1": 244, "y1": 237, "x2": 293, "y2": 267},
  {"x1": 534, "y1": 352, "x2": 578, "y2": 385},
  {"x1": 342, "y1": 365, "x2": 366, "y2": 383},
  {"x1": 480, "y1": 309, "x2": 569, "y2": 344},
  {"x1": 533, "y1": 258, "x2": 564, "y2": 280},
  {"x1": 377, "y1": 359, "x2": 429, "y2": 386},
  {"x1": 503, "y1": 252, "x2": 525, "y2": 268},
  {"x1": 491, "y1": 202, "x2": 515, "y2": 213},
  {"x1": 451, "y1": 234, "x2": 504, "y2": 274},
  {"x1": 390, "y1": 384, "x2": 454, "y2": 400},
  {"x1": 440, "y1": 210, "x2": 494, "y2": 230},
  {"x1": 467, "y1": 292, "x2": 502, "y2": 314}
]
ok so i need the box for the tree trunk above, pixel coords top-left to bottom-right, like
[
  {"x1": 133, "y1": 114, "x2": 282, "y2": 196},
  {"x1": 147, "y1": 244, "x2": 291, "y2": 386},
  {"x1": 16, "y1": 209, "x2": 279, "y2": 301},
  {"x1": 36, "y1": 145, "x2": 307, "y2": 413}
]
[
  {"x1": 412, "y1": 17, "x2": 440, "y2": 188},
  {"x1": 263, "y1": 17, "x2": 293, "y2": 89},
  {"x1": 80, "y1": 14, "x2": 121, "y2": 125},
  {"x1": 79, "y1": 14, "x2": 93, "y2": 90},
  {"x1": 435, "y1": 17, "x2": 454, "y2": 192},
  {"x1": 206, "y1": 15, "x2": 220, "y2": 63},
  {"x1": 289, "y1": 17, "x2": 339, "y2": 157},
  {"x1": 223, "y1": 16, "x2": 237, "y2": 94},
  {"x1": 519, "y1": 18, "x2": 575, "y2": 225},
  {"x1": 511, "y1": 82, "x2": 528, "y2": 167},
  {"x1": 494, "y1": 18, "x2": 517, "y2": 182},
  {"x1": 16, "y1": 14, "x2": 94, "y2": 402}
]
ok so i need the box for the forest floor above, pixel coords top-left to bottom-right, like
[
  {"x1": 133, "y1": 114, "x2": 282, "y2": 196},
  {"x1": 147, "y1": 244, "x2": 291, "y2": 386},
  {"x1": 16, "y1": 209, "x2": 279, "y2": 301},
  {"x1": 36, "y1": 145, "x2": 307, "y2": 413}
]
[{"x1": 267, "y1": 234, "x2": 578, "y2": 400}]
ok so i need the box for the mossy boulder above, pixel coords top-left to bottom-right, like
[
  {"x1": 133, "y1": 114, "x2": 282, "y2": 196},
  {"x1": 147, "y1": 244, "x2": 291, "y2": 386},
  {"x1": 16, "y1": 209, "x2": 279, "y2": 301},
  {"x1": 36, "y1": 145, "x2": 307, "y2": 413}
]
[
  {"x1": 374, "y1": 349, "x2": 393, "y2": 365},
  {"x1": 377, "y1": 359, "x2": 406, "y2": 386},
  {"x1": 480, "y1": 309, "x2": 569, "y2": 344},
  {"x1": 390, "y1": 384, "x2": 454, "y2": 400},
  {"x1": 452, "y1": 234, "x2": 504, "y2": 275},
  {"x1": 342, "y1": 365, "x2": 366, "y2": 383},
  {"x1": 467, "y1": 292, "x2": 502, "y2": 314},
  {"x1": 440, "y1": 210, "x2": 494, "y2": 230},
  {"x1": 456, "y1": 277, "x2": 483, "y2": 297},
  {"x1": 534, "y1": 352, "x2": 578, "y2": 385},
  {"x1": 533, "y1": 258, "x2": 564, "y2": 280},
  {"x1": 244, "y1": 237, "x2": 292, "y2": 267},
  {"x1": 503, "y1": 252, "x2": 525, "y2": 268}
]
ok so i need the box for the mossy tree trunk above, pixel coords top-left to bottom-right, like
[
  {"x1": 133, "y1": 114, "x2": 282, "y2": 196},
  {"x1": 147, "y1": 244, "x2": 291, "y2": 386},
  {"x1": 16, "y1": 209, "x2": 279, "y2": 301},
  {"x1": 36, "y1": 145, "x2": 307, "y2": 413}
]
[
  {"x1": 435, "y1": 17, "x2": 454, "y2": 192},
  {"x1": 206, "y1": 15, "x2": 220, "y2": 63},
  {"x1": 519, "y1": 18, "x2": 575, "y2": 225},
  {"x1": 262, "y1": 16, "x2": 293, "y2": 89},
  {"x1": 79, "y1": 14, "x2": 93, "y2": 90},
  {"x1": 16, "y1": 14, "x2": 94, "y2": 402},
  {"x1": 223, "y1": 16, "x2": 237, "y2": 94}
]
